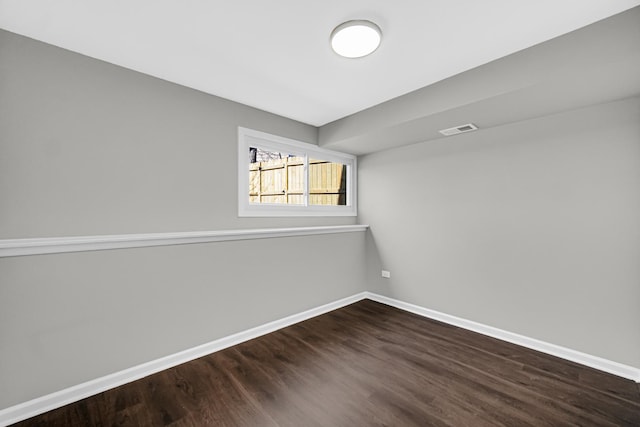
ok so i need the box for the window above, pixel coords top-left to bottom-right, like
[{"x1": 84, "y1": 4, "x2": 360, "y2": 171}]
[{"x1": 238, "y1": 127, "x2": 357, "y2": 216}]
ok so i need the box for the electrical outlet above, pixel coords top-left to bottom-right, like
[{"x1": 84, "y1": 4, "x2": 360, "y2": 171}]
[{"x1": 381, "y1": 270, "x2": 391, "y2": 279}]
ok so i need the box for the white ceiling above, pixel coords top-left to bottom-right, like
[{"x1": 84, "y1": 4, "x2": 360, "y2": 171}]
[{"x1": 1, "y1": 0, "x2": 639, "y2": 127}]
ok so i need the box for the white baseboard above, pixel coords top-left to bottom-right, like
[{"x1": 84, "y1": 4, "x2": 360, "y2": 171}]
[
  {"x1": 364, "y1": 292, "x2": 640, "y2": 383},
  {"x1": 2, "y1": 291, "x2": 639, "y2": 426},
  {"x1": 0, "y1": 292, "x2": 368, "y2": 427}
]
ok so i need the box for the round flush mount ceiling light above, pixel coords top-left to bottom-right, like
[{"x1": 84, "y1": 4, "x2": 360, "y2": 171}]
[{"x1": 330, "y1": 20, "x2": 382, "y2": 58}]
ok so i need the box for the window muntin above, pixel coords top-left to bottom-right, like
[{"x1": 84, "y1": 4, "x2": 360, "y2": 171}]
[{"x1": 238, "y1": 128, "x2": 356, "y2": 217}]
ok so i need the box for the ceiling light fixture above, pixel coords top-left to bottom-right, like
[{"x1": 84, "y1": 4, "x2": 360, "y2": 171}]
[{"x1": 330, "y1": 20, "x2": 382, "y2": 58}]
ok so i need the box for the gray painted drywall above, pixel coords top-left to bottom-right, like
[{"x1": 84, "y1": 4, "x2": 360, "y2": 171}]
[
  {"x1": 0, "y1": 29, "x2": 355, "y2": 239},
  {"x1": 0, "y1": 30, "x2": 366, "y2": 409},
  {"x1": 360, "y1": 97, "x2": 640, "y2": 368},
  {"x1": 0, "y1": 233, "x2": 366, "y2": 409}
]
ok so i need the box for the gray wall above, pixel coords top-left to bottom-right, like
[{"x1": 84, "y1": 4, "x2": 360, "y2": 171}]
[
  {"x1": 0, "y1": 30, "x2": 366, "y2": 409},
  {"x1": 0, "y1": 233, "x2": 366, "y2": 409},
  {"x1": 0, "y1": 29, "x2": 354, "y2": 238},
  {"x1": 360, "y1": 97, "x2": 640, "y2": 368}
]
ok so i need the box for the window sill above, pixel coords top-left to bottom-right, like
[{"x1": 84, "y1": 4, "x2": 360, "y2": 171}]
[{"x1": 239, "y1": 205, "x2": 357, "y2": 217}]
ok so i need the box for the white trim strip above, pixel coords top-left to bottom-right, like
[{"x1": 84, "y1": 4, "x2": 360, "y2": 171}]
[
  {"x1": 364, "y1": 292, "x2": 640, "y2": 383},
  {"x1": 2, "y1": 292, "x2": 638, "y2": 425},
  {"x1": 0, "y1": 293, "x2": 369, "y2": 427},
  {"x1": 0, "y1": 225, "x2": 368, "y2": 258}
]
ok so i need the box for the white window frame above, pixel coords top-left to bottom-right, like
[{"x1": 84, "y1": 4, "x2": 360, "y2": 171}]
[{"x1": 238, "y1": 127, "x2": 357, "y2": 217}]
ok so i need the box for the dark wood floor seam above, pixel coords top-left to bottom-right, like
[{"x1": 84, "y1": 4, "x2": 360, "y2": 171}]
[
  {"x1": 368, "y1": 301, "x2": 640, "y2": 405},
  {"x1": 12, "y1": 300, "x2": 640, "y2": 427}
]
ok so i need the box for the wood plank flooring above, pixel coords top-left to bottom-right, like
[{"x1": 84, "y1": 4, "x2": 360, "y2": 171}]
[{"x1": 12, "y1": 300, "x2": 640, "y2": 426}]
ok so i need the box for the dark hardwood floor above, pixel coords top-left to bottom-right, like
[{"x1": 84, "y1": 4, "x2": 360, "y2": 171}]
[{"x1": 13, "y1": 300, "x2": 640, "y2": 426}]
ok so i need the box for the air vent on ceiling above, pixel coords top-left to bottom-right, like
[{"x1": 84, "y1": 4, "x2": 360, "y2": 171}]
[{"x1": 439, "y1": 123, "x2": 478, "y2": 136}]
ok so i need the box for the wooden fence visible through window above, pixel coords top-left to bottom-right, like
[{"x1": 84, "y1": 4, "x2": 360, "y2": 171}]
[{"x1": 249, "y1": 157, "x2": 346, "y2": 205}]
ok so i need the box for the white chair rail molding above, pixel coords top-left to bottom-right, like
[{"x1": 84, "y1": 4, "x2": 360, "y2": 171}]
[{"x1": 0, "y1": 225, "x2": 369, "y2": 258}]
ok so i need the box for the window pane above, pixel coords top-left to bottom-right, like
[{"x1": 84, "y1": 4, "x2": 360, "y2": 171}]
[
  {"x1": 249, "y1": 147, "x2": 304, "y2": 205},
  {"x1": 309, "y1": 159, "x2": 347, "y2": 206},
  {"x1": 239, "y1": 128, "x2": 356, "y2": 216}
]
